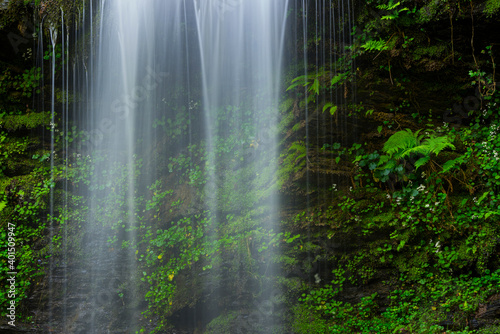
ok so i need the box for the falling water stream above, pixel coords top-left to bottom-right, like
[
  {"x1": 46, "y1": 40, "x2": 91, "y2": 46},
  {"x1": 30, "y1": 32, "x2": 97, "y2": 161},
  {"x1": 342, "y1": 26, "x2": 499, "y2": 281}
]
[
  {"x1": 43, "y1": 0, "x2": 292, "y2": 332},
  {"x1": 37, "y1": 0, "x2": 355, "y2": 332}
]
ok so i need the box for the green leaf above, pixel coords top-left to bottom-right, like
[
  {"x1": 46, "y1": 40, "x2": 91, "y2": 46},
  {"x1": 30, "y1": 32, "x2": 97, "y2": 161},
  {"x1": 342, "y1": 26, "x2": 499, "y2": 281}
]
[
  {"x1": 422, "y1": 135, "x2": 455, "y2": 155},
  {"x1": 291, "y1": 75, "x2": 308, "y2": 83},
  {"x1": 441, "y1": 154, "x2": 466, "y2": 173},
  {"x1": 323, "y1": 103, "x2": 334, "y2": 113},
  {"x1": 414, "y1": 156, "x2": 431, "y2": 169},
  {"x1": 311, "y1": 78, "x2": 320, "y2": 95},
  {"x1": 377, "y1": 154, "x2": 391, "y2": 167},
  {"x1": 477, "y1": 191, "x2": 489, "y2": 204},
  {"x1": 362, "y1": 39, "x2": 388, "y2": 51},
  {"x1": 328, "y1": 105, "x2": 338, "y2": 115},
  {"x1": 380, "y1": 159, "x2": 397, "y2": 170},
  {"x1": 331, "y1": 73, "x2": 345, "y2": 86},
  {"x1": 286, "y1": 82, "x2": 304, "y2": 91},
  {"x1": 383, "y1": 129, "x2": 420, "y2": 156}
]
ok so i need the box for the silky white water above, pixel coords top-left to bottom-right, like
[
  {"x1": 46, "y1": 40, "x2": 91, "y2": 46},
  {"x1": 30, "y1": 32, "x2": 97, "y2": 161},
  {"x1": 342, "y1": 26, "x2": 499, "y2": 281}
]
[{"x1": 62, "y1": 0, "x2": 290, "y2": 332}]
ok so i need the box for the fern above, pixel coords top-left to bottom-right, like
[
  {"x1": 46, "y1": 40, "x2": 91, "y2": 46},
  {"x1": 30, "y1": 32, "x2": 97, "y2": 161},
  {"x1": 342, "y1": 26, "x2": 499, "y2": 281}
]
[
  {"x1": 380, "y1": 129, "x2": 455, "y2": 169},
  {"x1": 440, "y1": 154, "x2": 467, "y2": 173},
  {"x1": 361, "y1": 39, "x2": 389, "y2": 52},
  {"x1": 287, "y1": 70, "x2": 329, "y2": 92},
  {"x1": 377, "y1": 1, "x2": 403, "y2": 11},
  {"x1": 421, "y1": 135, "x2": 455, "y2": 155},
  {"x1": 376, "y1": 1, "x2": 410, "y2": 19},
  {"x1": 289, "y1": 141, "x2": 307, "y2": 163},
  {"x1": 383, "y1": 128, "x2": 423, "y2": 158}
]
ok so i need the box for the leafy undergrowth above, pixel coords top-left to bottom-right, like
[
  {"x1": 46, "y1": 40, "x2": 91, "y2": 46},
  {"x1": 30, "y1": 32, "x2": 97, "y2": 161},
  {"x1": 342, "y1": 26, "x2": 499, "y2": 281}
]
[
  {"x1": 293, "y1": 270, "x2": 500, "y2": 334},
  {"x1": 288, "y1": 90, "x2": 500, "y2": 333}
]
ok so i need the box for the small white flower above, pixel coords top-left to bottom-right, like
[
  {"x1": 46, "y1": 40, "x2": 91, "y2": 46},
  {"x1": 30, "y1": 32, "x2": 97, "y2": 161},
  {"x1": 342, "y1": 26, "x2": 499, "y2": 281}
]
[
  {"x1": 435, "y1": 241, "x2": 441, "y2": 253},
  {"x1": 314, "y1": 273, "x2": 321, "y2": 284}
]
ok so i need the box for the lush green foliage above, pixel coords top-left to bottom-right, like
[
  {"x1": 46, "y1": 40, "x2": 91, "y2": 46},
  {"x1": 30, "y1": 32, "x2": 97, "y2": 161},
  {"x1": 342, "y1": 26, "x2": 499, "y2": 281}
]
[
  {"x1": 0, "y1": 6, "x2": 64, "y2": 318},
  {"x1": 3, "y1": 1, "x2": 500, "y2": 333},
  {"x1": 289, "y1": 87, "x2": 500, "y2": 332}
]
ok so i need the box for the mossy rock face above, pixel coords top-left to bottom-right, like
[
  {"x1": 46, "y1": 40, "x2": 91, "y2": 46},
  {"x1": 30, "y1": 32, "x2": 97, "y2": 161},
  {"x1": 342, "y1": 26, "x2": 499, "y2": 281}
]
[
  {"x1": 205, "y1": 309, "x2": 286, "y2": 334},
  {"x1": 1, "y1": 111, "x2": 50, "y2": 131},
  {"x1": 205, "y1": 311, "x2": 239, "y2": 334}
]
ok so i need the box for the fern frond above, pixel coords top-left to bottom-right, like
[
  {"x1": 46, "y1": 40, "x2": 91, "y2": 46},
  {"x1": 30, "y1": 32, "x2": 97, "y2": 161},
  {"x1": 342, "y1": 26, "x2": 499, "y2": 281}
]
[
  {"x1": 422, "y1": 135, "x2": 455, "y2": 156},
  {"x1": 361, "y1": 39, "x2": 389, "y2": 51},
  {"x1": 414, "y1": 156, "x2": 431, "y2": 169},
  {"x1": 440, "y1": 154, "x2": 466, "y2": 173},
  {"x1": 383, "y1": 128, "x2": 420, "y2": 157},
  {"x1": 399, "y1": 145, "x2": 429, "y2": 158},
  {"x1": 382, "y1": 129, "x2": 455, "y2": 171}
]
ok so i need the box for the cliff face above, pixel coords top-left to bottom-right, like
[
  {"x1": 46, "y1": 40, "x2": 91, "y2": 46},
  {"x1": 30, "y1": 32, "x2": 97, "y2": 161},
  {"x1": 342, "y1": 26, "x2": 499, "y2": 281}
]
[
  {"x1": 275, "y1": 1, "x2": 500, "y2": 333},
  {"x1": 2, "y1": 1, "x2": 500, "y2": 333}
]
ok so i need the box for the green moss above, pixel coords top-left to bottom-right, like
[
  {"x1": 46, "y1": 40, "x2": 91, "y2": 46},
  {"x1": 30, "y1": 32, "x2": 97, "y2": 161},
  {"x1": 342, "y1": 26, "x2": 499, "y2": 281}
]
[
  {"x1": 205, "y1": 311, "x2": 239, "y2": 334},
  {"x1": 485, "y1": 0, "x2": 500, "y2": 17},
  {"x1": 1, "y1": 111, "x2": 50, "y2": 131},
  {"x1": 277, "y1": 141, "x2": 306, "y2": 190},
  {"x1": 291, "y1": 304, "x2": 329, "y2": 334},
  {"x1": 394, "y1": 251, "x2": 429, "y2": 280},
  {"x1": 412, "y1": 44, "x2": 448, "y2": 61},
  {"x1": 279, "y1": 97, "x2": 294, "y2": 114}
]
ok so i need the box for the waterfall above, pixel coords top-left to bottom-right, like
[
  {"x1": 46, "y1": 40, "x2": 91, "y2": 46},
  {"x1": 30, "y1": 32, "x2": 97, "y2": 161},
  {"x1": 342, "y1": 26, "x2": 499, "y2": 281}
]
[{"x1": 47, "y1": 0, "x2": 292, "y2": 332}]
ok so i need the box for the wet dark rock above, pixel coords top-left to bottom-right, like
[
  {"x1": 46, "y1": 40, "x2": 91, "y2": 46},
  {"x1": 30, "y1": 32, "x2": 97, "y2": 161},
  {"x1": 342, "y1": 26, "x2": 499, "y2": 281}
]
[
  {"x1": 476, "y1": 296, "x2": 500, "y2": 324},
  {"x1": 0, "y1": 325, "x2": 32, "y2": 333}
]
